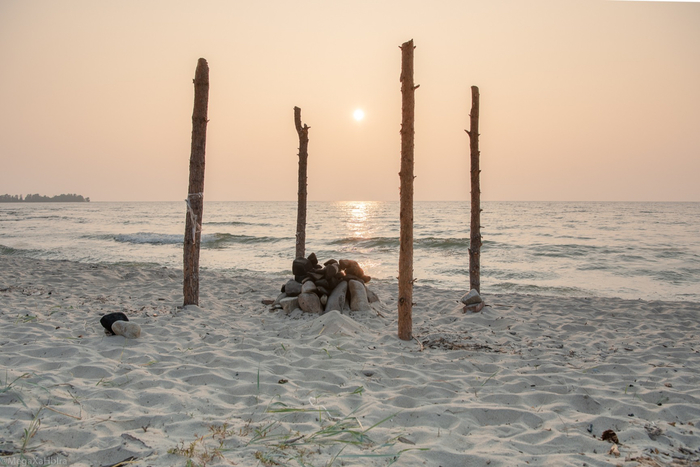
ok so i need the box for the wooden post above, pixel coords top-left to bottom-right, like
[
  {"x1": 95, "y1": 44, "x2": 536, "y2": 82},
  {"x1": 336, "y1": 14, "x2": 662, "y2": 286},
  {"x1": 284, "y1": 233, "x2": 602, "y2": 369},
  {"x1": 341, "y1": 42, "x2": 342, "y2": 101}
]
[
  {"x1": 398, "y1": 40, "x2": 418, "y2": 341},
  {"x1": 183, "y1": 58, "x2": 209, "y2": 306},
  {"x1": 466, "y1": 86, "x2": 482, "y2": 293},
  {"x1": 294, "y1": 106, "x2": 310, "y2": 259}
]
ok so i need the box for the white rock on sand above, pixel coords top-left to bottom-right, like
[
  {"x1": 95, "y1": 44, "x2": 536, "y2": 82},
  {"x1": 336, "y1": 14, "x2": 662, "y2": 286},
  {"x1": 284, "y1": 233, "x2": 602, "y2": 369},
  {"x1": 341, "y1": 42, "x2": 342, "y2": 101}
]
[{"x1": 1, "y1": 255, "x2": 700, "y2": 466}]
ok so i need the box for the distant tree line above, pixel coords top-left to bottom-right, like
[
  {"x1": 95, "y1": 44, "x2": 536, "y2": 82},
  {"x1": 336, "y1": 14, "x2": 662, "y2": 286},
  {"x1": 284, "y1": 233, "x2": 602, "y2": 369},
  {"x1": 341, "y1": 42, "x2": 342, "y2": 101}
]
[{"x1": 0, "y1": 193, "x2": 90, "y2": 203}]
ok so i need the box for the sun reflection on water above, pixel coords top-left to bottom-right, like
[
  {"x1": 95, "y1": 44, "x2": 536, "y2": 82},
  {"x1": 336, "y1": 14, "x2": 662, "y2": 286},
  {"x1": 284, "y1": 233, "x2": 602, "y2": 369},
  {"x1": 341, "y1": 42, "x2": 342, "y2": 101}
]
[
  {"x1": 335, "y1": 201, "x2": 383, "y2": 276},
  {"x1": 342, "y1": 201, "x2": 376, "y2": 239}
]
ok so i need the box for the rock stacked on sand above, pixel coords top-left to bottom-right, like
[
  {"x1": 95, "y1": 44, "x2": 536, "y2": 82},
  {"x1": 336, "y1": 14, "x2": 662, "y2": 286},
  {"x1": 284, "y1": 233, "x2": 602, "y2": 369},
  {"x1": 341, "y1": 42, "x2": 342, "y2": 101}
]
[
  {"x1": 99, "y1": 312, "x2": 141, "y2": 339},
  {"x1": 460, "y1": 289, "x2": 484, "y2": 313},
  {"x1": 271, "y1": 252, "x2": 379, "y2": 314}
]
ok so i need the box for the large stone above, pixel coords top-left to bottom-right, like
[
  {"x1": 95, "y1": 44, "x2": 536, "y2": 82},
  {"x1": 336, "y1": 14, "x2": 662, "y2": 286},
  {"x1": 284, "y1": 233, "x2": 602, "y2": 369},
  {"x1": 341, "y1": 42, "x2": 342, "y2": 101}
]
[
  {"x1": 325, "y1": 281, "x2": 348, "y2": 313},
  {"x1": 100, "y1": 312, "x2": 129, "y2": 335},
  {"x1": 307, "y1": 252, "x2": 318, "y2": 266},
  {"x1": 298, "y1": 292, "x2": 323, "y2": 314},
  {"x1": 348, "y1": 280, "x2": 371, "y2": 311},
  {"x1": 111, "y1": 320, "x2": 141, "y2": 339},
  {"x1": 280, "y1": 297, "x2": 299, "y2": 313},
  {"x1": 460, "y1": 289, "x2": 482, "y2": 306},
  {"x1": 323, "y1": 263, "x2": 339, "y2": 280},
  {"x1": 301, "y1": 281, "x2": 317, "y2": 294},
  {"x1": 284, "y1": 279, "x2": 303, "y2": 297},
  {"x1": 292, "y1": 257, "x2": 312, "y2": 277}
]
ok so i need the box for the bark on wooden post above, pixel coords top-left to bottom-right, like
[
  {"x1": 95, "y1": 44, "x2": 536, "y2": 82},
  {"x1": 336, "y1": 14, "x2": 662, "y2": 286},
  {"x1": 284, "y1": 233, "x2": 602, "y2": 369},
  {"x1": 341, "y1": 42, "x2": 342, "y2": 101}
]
[
  {"x1": 183, "y1": 58, "x2": 209, "y2": 306},
  {"x1": 294, "y1": 106, "x2": 310, "y2": 259},
  {"x1": 466, "y1": 86, "x2": 482, "y2": 293},
  {"x1": 398, "y1": 40, "x2": 418, "y2": 341}
]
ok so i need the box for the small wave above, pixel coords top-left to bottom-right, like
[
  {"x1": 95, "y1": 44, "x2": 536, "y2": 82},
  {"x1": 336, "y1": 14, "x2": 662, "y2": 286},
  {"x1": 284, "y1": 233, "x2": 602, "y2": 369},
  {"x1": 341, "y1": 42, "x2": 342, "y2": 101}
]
[
  {"x1": 417, "y1": 237, "x2": 470, "y2": 250},
  {"x1": 202, "y1": 233, "x2": 290, "y2": 248},
  {"x1": 113, "y1": 233, "x2": 183, "y2": 245},
  {"x1": 0, "y1": 244, "x2": 22, "y2": 255},
  {"x1": 205, "y1": 221, "x2": 272, "y2": 227},
  {"x1": 111, "y1": 232, "x2": 290, "y2": 247},
  {"x1": 328, "y1": 236, "x2": 474, "y2": 251},
  {"x1": 328, "y1": 237, "x2": 399, "y2": 249},
  {"x1": 531, "y1": 243, "x2": 603, "y2": 258}
]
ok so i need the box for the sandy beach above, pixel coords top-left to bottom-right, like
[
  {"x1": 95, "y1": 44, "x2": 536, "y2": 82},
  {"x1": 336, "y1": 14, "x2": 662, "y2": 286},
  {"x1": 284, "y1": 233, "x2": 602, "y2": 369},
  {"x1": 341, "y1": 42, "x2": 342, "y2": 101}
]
[{"x1": 1, "y1": 255, "x2": 699, "y2": 466}]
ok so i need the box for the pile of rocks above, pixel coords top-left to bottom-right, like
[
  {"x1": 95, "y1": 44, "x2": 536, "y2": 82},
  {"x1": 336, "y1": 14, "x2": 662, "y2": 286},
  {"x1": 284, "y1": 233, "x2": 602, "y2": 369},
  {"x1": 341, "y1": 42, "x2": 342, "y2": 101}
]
[{"x1": 271, "y1": 252, "x2": 379, "y2": 314}]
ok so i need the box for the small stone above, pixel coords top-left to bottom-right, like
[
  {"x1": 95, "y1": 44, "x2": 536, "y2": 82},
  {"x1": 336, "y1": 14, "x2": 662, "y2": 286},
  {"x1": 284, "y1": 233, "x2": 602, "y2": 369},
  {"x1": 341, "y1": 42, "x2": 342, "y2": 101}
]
[
  {"x1": 284, "y1": 280, "x2": 303, "y2": 297},
  {"x1": 307, "y1": 252, "x2": 318, "y2": 266},
  {"x1": 366, "y1": 286, "x2": 380, "y2": 303},
  {"x1": 324, "y1": 258, "x2": 338, "y2": 266},
  {"x1": 301, "y1": 281, "x2": 317, "y2": 294},
  {"x1": 111, "y1": 320, "x2": 141, "y2": 339},
  {"x1": 280, "y1": 297, "x2": 299, "y2": 313},
  {"x1": 460, "y1": 289, "x2": 482, "y2": 306},
  {"x1": 320, "y1": 295, "x2": 328, "y2": 306},
  {"x1": 348, "y1": 280, "x2": 371, "y2": 312},
  {"x1": 339, "y1": 259, "x2": 365, "y2": 278},
  {"x1": 325, "y1": 281, "x2": 348, "y2": 313},
  {"x1": 272, "y1": 292, "x2": 286, "y2": 307},
  {"x1": 100, "y1": 312, "x2": 129, "y2": 335},
  {"x1": 324, "y1": 263, "x2": 339, "y2": 280},
  {"x1": 298, "y1": 292, "x2": 323, "y2": 314},
  {"x1": 464, "y1": 302, "x2": 485, "y2": 313}
]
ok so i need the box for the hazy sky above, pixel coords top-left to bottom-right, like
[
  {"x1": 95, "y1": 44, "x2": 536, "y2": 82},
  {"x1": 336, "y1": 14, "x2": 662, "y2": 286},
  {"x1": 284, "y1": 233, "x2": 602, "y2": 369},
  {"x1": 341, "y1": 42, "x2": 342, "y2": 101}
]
[{"x1": 1, "y1": 0, "x2": 698, "y2": 202}]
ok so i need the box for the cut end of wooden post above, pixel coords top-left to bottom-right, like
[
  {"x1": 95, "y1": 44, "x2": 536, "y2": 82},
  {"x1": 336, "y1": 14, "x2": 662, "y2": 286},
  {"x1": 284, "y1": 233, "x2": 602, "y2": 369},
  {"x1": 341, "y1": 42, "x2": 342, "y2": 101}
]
[{"x1": 195, "y1": 58, "x2": 209, "y2": 82}]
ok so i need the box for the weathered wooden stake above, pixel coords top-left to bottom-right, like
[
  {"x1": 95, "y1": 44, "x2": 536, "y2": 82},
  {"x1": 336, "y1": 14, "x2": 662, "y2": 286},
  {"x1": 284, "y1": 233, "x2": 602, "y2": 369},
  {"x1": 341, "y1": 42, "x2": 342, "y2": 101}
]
[
  {"x1": 466, "y1": 86, "x2": 482, "y2": 293},
  {"x1": 294, "y1": 106, "x2": 310, "y2": 259},
  {"x1": 183, "y1": 58, "x2": 209, "y2": 306},
  {"x1": 398, "y1": 40, "x2": 418, "y2": 341}
]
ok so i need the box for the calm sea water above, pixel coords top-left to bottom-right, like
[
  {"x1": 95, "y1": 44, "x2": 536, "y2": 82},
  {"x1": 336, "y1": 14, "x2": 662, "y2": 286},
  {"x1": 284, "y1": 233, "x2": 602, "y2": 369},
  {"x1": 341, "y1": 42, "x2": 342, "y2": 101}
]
[{"x1": 1, "y1": 201, "x2": 699, "y2": 302}]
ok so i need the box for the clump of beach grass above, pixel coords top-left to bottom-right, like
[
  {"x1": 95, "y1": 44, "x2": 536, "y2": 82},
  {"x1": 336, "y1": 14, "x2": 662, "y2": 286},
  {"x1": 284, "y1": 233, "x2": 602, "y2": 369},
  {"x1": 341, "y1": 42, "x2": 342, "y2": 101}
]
[{"x1": 170, "y1": 392, "x2": 428, "y2": 466}]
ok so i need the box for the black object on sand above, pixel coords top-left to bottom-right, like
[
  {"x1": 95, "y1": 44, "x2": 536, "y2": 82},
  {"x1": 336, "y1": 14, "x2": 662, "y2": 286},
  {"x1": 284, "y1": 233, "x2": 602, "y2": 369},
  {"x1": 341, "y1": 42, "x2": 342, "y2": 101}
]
[{"x1": 100, "y1": 312, "x2": 129, "y2": 335}]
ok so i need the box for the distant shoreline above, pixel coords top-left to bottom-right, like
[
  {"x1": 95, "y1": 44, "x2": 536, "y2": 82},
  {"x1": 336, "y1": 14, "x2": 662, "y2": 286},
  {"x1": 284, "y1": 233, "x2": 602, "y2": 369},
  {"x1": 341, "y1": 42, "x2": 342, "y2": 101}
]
[{"x1": 0, "y1": 193, "x2": 90, "y2": 203}]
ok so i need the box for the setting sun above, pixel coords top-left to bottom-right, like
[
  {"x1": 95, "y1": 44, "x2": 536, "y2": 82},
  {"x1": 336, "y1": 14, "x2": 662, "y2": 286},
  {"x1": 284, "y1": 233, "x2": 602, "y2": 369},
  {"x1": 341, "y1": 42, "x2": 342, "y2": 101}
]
[{"x1": 353, "y1": 109, "x2": 365, "y2": 121}]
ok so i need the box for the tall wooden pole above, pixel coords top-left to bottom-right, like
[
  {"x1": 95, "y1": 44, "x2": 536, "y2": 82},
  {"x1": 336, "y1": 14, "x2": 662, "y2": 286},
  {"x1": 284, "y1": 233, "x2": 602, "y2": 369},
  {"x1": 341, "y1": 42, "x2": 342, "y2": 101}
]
[
  {"x1": 398, "y1": 40, "x2": 417, "y2": 341},
  {"x1": 183, "y1": 58, "x2": 209, "y2": 306},
  {"x1": 466, "y1": 86, "x2": 482, "y2": 293},
  {"x1": 294, "y1": 106, "x2": 310, "y2": 259}
]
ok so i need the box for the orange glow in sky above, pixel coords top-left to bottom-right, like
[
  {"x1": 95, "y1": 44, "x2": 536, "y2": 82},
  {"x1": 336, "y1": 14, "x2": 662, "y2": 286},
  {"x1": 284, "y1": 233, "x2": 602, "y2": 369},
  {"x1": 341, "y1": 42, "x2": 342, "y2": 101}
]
[{"x1": 0, "y1": 1, "x2": 698, "y2": 201}]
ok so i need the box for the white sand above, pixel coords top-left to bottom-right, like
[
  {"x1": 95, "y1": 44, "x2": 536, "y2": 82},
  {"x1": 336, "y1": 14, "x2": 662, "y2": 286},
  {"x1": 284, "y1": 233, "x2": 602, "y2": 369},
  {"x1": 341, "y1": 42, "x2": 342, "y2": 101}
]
[{"x1": 1, "y1": 255, "x2": 700, "y2": 466}]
